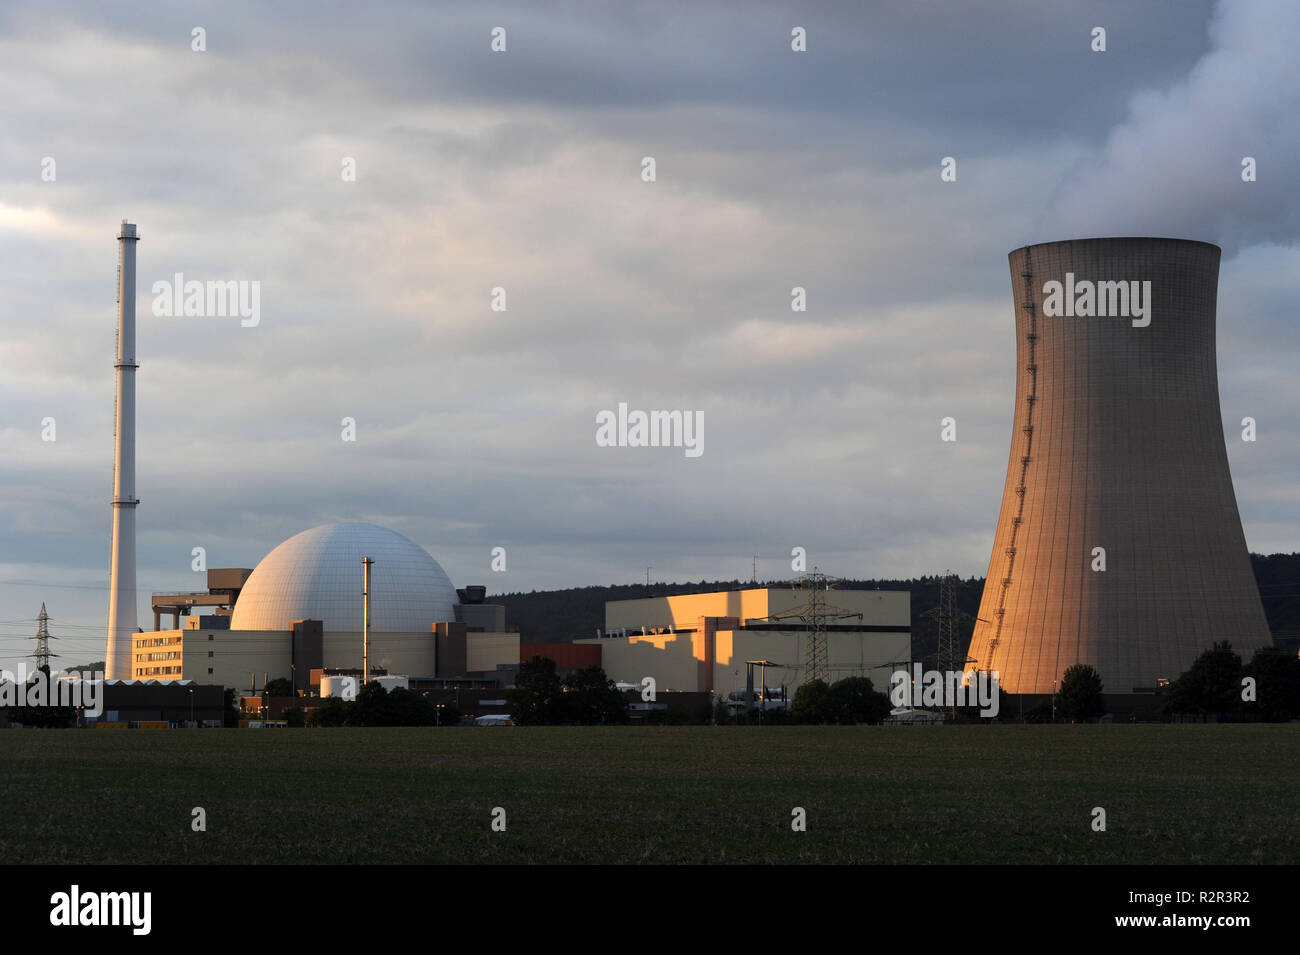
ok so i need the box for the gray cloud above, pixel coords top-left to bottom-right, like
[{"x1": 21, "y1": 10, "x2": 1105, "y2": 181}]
[
  {"x1": 1041, "y1": 0, "x2": 1300, "y2": 252},
  {"x1": 0, "y1": 0, "x2": 1293, "y2": 672}
]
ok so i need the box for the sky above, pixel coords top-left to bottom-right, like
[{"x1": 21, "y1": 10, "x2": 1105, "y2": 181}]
[{"x1": 0, "y1": 0, "x2": 1296, "y2": 671}]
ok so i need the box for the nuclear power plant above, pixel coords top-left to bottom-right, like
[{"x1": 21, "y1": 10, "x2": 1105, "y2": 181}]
[
  {"x1": 966, "y1": 237, "x2": 1273, "y2": 695},
  {"x1": 89, "y1": 223, "x2": 1275, "y2": 714}
]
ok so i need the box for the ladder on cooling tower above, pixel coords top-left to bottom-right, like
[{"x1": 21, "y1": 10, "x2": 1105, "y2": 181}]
[{"x1": 987, "y1": 257, "x2": 1041, "y2": 669}]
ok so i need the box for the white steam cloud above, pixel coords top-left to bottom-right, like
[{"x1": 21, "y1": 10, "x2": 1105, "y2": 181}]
[{"x1": 1042, "y1": 0, "x2": 1300, "y2": 255}]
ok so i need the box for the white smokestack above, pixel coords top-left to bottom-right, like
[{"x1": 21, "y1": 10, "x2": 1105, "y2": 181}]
[{"x1": 105, "y1": 220, "x2": 139, "y2": 680}]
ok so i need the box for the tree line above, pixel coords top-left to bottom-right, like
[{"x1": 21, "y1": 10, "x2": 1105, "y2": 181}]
[
  {"x1": 1017, "y1": 644, "x2": 1300, "y2": 723},
  {"x1": 1161, "y1": 643, "x2": 1300, "y2": 722},
  {"x1": 491, "y1": 554, "x2": 1300, "y2": 658},
  {"x1": 301, "y1": 682, "x2": 461, "y2": 727}
]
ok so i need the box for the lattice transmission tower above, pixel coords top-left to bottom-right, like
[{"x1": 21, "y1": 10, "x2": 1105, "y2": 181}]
[
  {"x1": 923, "y1": 572, "x2": 975, "y2": 674},
  {"x1": 31, "y1": 602, "x2": 59, "y2": 672},
  {"x1": 761, "y1": 568, "x2": 862, "y2": 684}
]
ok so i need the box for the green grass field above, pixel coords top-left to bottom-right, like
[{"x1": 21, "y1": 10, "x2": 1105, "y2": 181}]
[{"x1": 2, "y1": 724, "x2": 1295, "y2": 864}]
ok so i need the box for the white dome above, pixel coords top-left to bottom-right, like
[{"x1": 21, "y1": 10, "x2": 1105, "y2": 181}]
[{"x1": 229, "y1": 523, "x2": 457, "y2": 632}]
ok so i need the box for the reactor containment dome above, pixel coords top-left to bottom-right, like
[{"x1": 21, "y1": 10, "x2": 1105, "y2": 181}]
[{"x1": 229, "y1": 522, "x2": 458, "y2": 632}]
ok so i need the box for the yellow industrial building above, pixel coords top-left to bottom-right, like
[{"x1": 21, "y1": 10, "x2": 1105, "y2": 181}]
[
  {"x1": 132, "y1": 621, "x2": 520, "y2": 689},
  {"x1": 576, "y1": 586, "x2": 910, "y2": 697}
]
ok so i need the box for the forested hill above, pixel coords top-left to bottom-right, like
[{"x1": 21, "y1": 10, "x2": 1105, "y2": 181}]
[
  {"x1": 492, "y1": 578, "x2": 980, "y2": 658},
  {"x1": 491, "y1": 553, "x2": 1300, "y2": 658},
  {"x1": 1252, "y1": 553, "x2": 1300, "y2": 651}
]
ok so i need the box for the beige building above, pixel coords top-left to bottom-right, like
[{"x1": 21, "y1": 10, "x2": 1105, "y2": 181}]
[
  {"x1": 133, "y1": 618, "x2": 519, "y2": 689},
  {"x1": 134, "y1": 626, "x2": 291, "y2": 687},
  {"x1": 578, "y1": 587, "x2": 910, "y2": 696},
  {"x1": 466, "y1": 633, "x2": 520, "y2": 673}
]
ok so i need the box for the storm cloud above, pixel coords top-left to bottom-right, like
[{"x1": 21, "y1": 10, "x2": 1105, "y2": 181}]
[{"x1": 0, "y1": 0, "x2": 1293, "y2": 669}]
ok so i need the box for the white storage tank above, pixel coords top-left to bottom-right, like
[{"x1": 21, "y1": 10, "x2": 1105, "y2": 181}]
[{"x1": 320, "y1": 675, "x2": 358, "y2": 700}]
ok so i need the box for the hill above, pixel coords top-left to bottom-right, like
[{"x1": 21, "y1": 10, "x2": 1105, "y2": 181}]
[{"x1": 491, "y1": 553, "x2": 1300, "y2": 658}]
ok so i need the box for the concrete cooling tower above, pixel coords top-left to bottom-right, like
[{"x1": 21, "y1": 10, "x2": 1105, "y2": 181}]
[{"x1": 966, "y1": 237, "x2": 1272, "y2": 695}]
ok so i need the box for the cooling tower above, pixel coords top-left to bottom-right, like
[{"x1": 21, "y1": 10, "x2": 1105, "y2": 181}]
[
  {"x1": 105, "y1": 221, "x2": 139, "y2": 680},
  {"x1": 966, "y1": 237, "x2": 1272, "y2": 695}
]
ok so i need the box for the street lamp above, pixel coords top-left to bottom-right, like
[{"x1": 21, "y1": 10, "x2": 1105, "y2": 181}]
[{"x1": 188, "y1": 688, "x2": 194, "y2": 727}]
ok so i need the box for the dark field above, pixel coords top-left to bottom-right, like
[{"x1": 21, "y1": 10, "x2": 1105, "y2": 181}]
[{"x1": 2, "y1": 724, "x2": 1295, "y2": 864}]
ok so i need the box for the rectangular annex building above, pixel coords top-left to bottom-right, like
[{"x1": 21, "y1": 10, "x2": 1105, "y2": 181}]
[{"x1": 577, "y1": 587, "x2": 911, "y2": 696}]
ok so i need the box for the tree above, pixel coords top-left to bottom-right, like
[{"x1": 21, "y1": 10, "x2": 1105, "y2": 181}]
[
  {"x1": 305, "y1": 697, "x2": 348, "y2": 727},
  {"x1": 562, "y1": 665, "x2": 629, "y2": 724},
  {"x1": 1162, "y1": 642, "x2": 1242, "y2": 720},
  {"x1": 378, "y1": 687, "x2": 434, "y2": 726},
  {"x1": 957, "y1": 682, "x2": 1013, "y2": 722},
  {"x1": 1057, "y1": 664, "x2": 1106, "y2": 721},
  {"x1": 303, "y1": 684, "x2": 458, "y2": 727},
  {"x1": 263, "y1": 677, "x2": 294, "y2": 697},
  {"x1": 828, "y1": 677, "x2": 892, "y2": 724},
  {"x1": 346, "y1": 681, "x2": 392, "y2": 726},
  {"x1": 5, "y1": 665, "x2": 76, "y2": 728},
  {"x1": 790, "y1": 679, "x2": 835, "y2": 724},
  {"x1": 384, "y1": 687, "x2": 459, "y2": 726},
  {"x1": 508, "y1": 656, "x2": 566, "y2": 725},
  {"x1": 1241, "y1": 648, "x2": 1300, "y2": 722},
  {"x1": 64, "y1": 660, "x2": 105, "y2": 676},
  {"x1": 757, "y1": 704, "x2": 791, "y2": 724},
  {"x1": 349, "y1": 682, "x2": 441, "y2": 726},
  {"x1": 223, "y1": 688, "x2": 241, "y2": 727}
]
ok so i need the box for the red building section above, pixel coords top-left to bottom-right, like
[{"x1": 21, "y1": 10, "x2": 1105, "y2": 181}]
[{"x1": 520, "y1": 642, "x2": 602, "y2": 671}]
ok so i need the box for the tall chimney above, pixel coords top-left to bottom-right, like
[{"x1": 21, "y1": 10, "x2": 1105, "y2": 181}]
[{"x1": 105, "y1": 220, "x2": 140, "y2": 680}]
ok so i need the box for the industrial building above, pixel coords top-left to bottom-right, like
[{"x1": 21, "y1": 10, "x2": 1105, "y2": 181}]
[
  {"x1": 134, "y1": 571, "x2": 912, "y2": 714},
  {"x1": 0, "y1": 680, "x2": 224, "y2": 728},
  {"x1": 151, "y1": 567, "x2": 251, "y2": 630},
  {"x1": 966, "y1": 238, "x2": 1274, "y2": 695},
  {"x1": 133, "y1": 523, "x2": 523, "y2": 691},
  {"x1": 133, "y1": 555, "x2": 912, "y2": 708},
  {"x1": 576, "y1": 586, "x2": 911, "y2": 698}
]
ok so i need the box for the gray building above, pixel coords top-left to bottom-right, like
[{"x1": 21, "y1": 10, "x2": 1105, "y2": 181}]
[{"x1": 967, "y1": 237, "x2": 1272, "y2": 694}]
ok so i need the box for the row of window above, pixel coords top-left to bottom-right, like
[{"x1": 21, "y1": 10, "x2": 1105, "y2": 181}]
[
  {"x1": 138, "y1": 633, "x2": 221, "y2": 678},
  {"x1": 135, "y1": 636, "x2": 182, "y2": 648}
]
